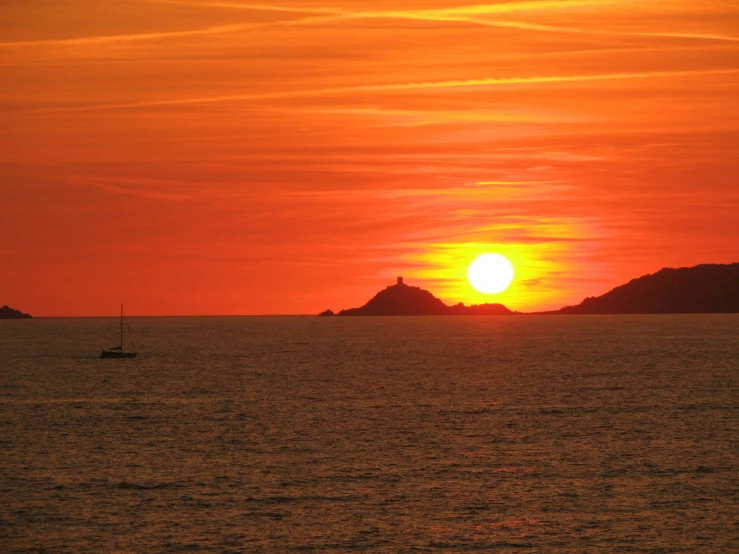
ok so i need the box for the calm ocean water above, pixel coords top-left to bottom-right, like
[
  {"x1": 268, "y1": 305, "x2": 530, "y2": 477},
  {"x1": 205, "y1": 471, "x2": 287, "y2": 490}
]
[{"x1": 1, "y1": 315, "x2": 737, "y2": 552}]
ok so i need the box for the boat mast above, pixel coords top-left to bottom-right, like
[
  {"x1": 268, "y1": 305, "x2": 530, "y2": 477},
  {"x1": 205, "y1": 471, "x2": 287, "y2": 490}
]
[{"x1": 120, "y1": 304, "x2": 124, "y2": 351}]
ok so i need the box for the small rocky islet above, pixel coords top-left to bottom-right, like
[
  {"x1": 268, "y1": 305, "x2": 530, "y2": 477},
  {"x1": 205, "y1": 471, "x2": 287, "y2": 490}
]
[{"x1": 0, "y1": 305, "x2": 32, "y2": 319}]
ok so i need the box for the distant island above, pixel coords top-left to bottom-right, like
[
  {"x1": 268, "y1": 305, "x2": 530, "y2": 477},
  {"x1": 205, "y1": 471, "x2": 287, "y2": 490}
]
[
  {"x1": 320, "y1": 277, "x2": 515, "y2": 316},
  {"x1": 319, "y1": 262, "x2": 739, "y2": 316},
  {"x1": 0, "y1": 305, "x2": 32, "y2": 319},
  {"x1": 545, "y1": 262, "x2": 739, "y2": 314}
]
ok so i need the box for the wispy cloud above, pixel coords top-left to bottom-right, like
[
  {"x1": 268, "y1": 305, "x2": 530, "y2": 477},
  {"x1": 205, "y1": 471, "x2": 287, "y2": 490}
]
[
  {"x1": 31, "y1": 68, "x2": 739, "y2": 113},
  {"x1": 143, "y1": 0, "x2": 622, "y2": 15},
  {"x1": 0, "y1": 23, "x2": 258, "y2": 48},
  {"x1": 631, "y1": 31, "x2": 739, "y2": 43},
  {"x1": 5, "y1": 0, "x2": 737, "y2": 52},
  {"x1": 139, "y1": 0, "x2": 739, "y2": 43},
  {"x1": 62, "y1": 175, "x2": 197, "y2": 202}
]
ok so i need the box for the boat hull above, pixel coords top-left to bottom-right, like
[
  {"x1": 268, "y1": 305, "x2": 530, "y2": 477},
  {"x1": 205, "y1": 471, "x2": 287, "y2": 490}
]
[{"x1": 101, "y1": 351, "x2": 137, "y2": 359}]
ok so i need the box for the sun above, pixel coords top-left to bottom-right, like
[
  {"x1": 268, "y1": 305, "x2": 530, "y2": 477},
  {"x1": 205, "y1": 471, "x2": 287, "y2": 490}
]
[{"x1": 467, "y1": 253, "x2": 514, "y2": 294}]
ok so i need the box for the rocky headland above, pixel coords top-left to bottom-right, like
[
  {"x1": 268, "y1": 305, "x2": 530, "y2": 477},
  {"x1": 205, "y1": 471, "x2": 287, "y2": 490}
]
[
  {"x1": 0, "y1": 305, "x2": 32, "y2": 319},
  {"x1": 546, "y1": 262, "x2": 739, "y2": 314}
]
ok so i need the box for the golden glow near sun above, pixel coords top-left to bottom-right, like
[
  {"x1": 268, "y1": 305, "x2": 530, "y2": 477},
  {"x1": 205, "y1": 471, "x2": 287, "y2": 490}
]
[{"x1": 467, "y1": 253, "x2": 515, "y2": 294}]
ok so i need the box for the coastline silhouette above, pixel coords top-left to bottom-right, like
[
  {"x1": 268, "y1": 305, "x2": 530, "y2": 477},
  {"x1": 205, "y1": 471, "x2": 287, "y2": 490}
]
[
  {"x1": 544, "y1": 263, "x2": 739, "y2": 314},
  {"x1": 0, "y1": 305, "x2": 32, "y2": 319},
  {"x1": 321, "y1": 263, "x2": 739, "y2": 316}
]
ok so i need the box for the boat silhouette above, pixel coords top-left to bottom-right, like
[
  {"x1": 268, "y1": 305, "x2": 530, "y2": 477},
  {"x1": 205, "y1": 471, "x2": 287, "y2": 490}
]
[{"x1": 101, "y1": 304, "x2": 137, "y2": 359}]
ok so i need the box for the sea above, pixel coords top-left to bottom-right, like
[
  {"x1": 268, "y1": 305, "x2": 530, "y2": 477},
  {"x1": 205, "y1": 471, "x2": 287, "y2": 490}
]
[{"x1": 1, "y1": 315, "x2": 737, "y2": 552}]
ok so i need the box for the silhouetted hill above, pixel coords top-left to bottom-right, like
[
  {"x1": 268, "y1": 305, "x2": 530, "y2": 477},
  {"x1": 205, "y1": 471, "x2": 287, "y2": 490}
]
[
  {"x1": 323, "y1": 277, "x2": 515, "y2": 316},
  {"x1": 447, "y1": 302, "x2": 513, "y2": 315},
  {"x1": 551, "y1": 263, "x2": 739, "y2": 314},
  {"x1": 0, "y1": 305, "x2": 32, "y2": 319}
]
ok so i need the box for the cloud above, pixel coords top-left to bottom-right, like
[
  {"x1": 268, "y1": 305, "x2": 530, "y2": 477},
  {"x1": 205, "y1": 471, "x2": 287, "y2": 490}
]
[
  {"x1": 0, "y1": 23, "x2": 256, "y2": 48},
  {"x1": 29, "y1": 68, "x2": 739, "y2": 113},
  {"x1": 6, "y1": 0, "x2": 736, "y2": 51}
]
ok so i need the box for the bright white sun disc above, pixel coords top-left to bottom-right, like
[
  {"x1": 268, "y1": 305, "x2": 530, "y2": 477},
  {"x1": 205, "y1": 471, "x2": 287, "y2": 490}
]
[{"x1": 467, "y1": 253, "x2": 514, "y2": 294}]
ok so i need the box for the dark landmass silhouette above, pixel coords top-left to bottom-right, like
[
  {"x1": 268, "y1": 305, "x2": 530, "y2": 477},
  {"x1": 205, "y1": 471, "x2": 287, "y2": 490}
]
[
  {"x1": 320, "y1": 263, "x2": 739, "y2": 316},
  {"x1": 0, "y1": 305, "x2": 32, "y2": 319},
  {"x1": 544, "y1": 262, "x2": 739, "y2": 314},
  {"x1": 321, "y1": 277, "x2": 515, "y2": 316}
]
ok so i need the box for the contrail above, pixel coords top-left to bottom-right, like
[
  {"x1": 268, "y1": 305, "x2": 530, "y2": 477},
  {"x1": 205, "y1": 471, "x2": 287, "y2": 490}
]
[
  {"x1": 32, "y1": 68, "x2": 739, "y2": 114},
  {"x1": 3, "y1": 0, "x2": 737, "y2": 49}
]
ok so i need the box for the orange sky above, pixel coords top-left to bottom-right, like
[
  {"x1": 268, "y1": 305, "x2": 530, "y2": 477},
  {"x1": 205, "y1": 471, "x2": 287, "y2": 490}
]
[{"x1": 2, "y1": 0, "x2": 738, "y2": 316}]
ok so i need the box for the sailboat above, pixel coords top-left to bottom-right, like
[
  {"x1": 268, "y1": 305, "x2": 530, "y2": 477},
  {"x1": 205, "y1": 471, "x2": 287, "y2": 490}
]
[{"x1": 101, "y1": 304, "x2": 138, "y2": 359}]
